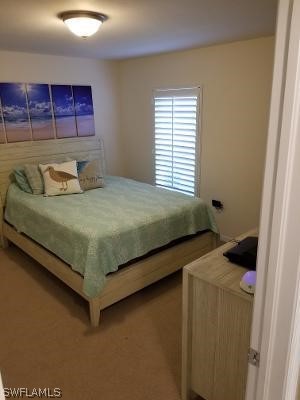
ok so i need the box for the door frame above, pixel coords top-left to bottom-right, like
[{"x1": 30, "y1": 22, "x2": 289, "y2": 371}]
[{"x1": 246, "y1": 0, "x2": 300, "y2": 398}]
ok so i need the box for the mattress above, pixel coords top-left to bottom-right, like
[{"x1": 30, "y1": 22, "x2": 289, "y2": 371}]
[{"x1": 5, "y1": 176, "x2": 218, "y2": 297}]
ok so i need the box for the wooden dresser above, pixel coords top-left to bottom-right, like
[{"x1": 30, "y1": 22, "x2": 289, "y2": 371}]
[{"x1": 182, "y1": 232, "x2": 256, "y2": 400}]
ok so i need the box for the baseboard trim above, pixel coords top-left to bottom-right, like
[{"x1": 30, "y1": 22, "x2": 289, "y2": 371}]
[{"x1": 220, "y1": 234, "x2": 233, "y2": 243}]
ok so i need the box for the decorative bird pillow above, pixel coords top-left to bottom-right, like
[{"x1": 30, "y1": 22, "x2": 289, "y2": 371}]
[{"x1": 39, "y1": 160, "x2": 82, "y2": 196}]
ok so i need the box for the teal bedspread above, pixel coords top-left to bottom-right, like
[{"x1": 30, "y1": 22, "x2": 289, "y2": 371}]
[{"x1": 5, "y1": 176, "x2": 218, "y2": 297}]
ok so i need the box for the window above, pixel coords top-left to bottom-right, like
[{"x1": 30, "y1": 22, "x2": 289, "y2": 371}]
[{"x1": 153, "y1": 87, "x2": 200, "y2": 196}]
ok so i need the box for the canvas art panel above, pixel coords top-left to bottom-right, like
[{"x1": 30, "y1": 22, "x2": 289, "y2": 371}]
[
  {"x1": 0, "y1": 104, "x2": 5, "y2": 143},
  {"x1": 51, "y1": 84, "x2": 77, "y2": 138},
  {"x1": 27, "y1": 83, "x2": 54, "y2": 140},
  {"x1": 0, "y1": 83, "x2": 31, "y2": 142},
  {"x1": 73, "y1": 85, "x2": 95, "y2": 137}
]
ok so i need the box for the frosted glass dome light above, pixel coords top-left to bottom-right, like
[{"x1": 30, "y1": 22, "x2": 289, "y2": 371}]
[{"x1": 59, "y1": 11, "x2": 108, "y2": 38}]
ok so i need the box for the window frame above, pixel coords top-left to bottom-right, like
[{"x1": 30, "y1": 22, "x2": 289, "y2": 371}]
[{"x1": 152, "y1": 86, "x2": 202, "y2": 196}]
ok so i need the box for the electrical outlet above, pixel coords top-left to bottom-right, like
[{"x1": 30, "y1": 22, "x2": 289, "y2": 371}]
[{"x1": 212, "y1": 199, "x2": 223, "y2": 210}]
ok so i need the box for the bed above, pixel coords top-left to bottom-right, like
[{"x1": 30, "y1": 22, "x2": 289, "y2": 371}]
[{"x1": 0, "y1": 137, "x2": 218, "y2": 326}]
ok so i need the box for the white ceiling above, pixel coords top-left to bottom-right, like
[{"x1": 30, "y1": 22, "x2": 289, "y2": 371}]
[{"x1": 0, "y1": 0, "x2": 278, "y2": 60}]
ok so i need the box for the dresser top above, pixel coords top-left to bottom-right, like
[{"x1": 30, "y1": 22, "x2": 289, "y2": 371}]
[{"x1": 184, "y1": 229, "x2": 257, "y2": 302}]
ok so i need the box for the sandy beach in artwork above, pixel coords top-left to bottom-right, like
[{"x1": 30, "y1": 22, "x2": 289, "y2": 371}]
[
  {"x1": 31, "y1": 119, "x2": 54, "y2": 141},
  {"x1": 76, "y1": 114, "x2": 95, "y2": 136},
  {"x1": 55, "y1": 115, "x2": 77, "y2": 138},
  {"x1": 0, "y1": 123, "x2": 5, "y2": 143},
  {"x1": 5, "y1": 121, "x2": 31, "y2": 143}
]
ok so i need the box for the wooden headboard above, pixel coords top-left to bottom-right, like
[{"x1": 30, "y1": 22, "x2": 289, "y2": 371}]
[{"x1": 0, "y1": 136, "x2": 105, "y2": 246}]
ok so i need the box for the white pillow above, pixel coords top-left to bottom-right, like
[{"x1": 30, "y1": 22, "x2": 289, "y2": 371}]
[{"x1": 40, "y1": 160, "x2": 82, "y2": 196}]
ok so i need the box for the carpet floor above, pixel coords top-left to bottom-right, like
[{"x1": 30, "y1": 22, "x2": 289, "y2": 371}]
[{"x1": 0, "y1": 245, "x2": 185, "y2": 400}]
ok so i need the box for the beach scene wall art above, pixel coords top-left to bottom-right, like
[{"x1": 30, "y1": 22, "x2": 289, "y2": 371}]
[
  {"x1": 27, "y1": 83, "x2": 54, "y2": 140},
  {"x1": 0, "y1": 103, "x2": 5, "y2": 144},
  {"x1": 51, "y1": 84, "x2": 77, "y2": 138},
  {"x1": 73, "y1": 85, "x2": 95, "y2": 136},
  {"x1": 0, "y1": 83, "x2": 32, "y2": 143},
  {"x1": 0, "y1": 82, "x2": 95, "y2": 143}
]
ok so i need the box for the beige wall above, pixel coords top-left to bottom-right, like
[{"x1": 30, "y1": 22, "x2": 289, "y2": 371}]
[
  {"x1": 0, "y1": 50, "x2": 123, "y2": 175},
  {"x1": 119, "y1": 37, "x2": 274, "y2": 238},
  {"x1": 0, "y1": 39, "x2": 274, "y2": 238}
]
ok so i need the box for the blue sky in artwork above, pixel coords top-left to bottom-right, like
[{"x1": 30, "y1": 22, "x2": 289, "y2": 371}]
[
  {"x1": 0, "y1": 83, "x2": 29, "y2": 121},
  {"x1": 51, "y1": 85, "x2": 75, "y2": 117},
  {"x1": 73, "y1": 86, "x2": 94, "y2": 116},
  {"x1": 27, "y1": 84, "x2": 52, "y2": 119}
]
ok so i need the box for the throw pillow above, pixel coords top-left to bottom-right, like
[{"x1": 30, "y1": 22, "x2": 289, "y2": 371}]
[
  {"x1": 24, "y1": 164, "x2": 44, "y2": 194},
  {"x1": 40, "y1": 160, "x2": 82, "y2": 196},
  {"x1": 77, "y1": 159, "x2": 105, "y2": 191},
  {"x1": 13, "y1": 167, "x2": 33, "y2": 194}
]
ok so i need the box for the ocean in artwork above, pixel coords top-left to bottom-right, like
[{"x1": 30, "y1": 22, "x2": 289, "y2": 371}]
[
  {"x1": 51, "y1": 84, "x2": 77, "y2": 138},
  {"x1": 73, "y1": 85, "x2": 95, "y2": 137},
  {"x1": 0, "y1": 83, "x2": 31, "y2": 142},
  {"x1": 27, "y1": 83, "x2": 54, "y2": 140}
]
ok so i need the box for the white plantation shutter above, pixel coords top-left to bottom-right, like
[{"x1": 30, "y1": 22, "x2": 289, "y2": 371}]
[{"x1": 154, "y1": 88, "x2": 200, "y2": 196}]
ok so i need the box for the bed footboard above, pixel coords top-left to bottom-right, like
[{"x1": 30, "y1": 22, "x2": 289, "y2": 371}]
[
  {"x1": 0, "y1": 233, "x2": 9, "y2": 249},
  {"x1": 89, "y1": 298, "x2": 101, "y2": 327},
  {"x1": 2, "y1": 222, "x2": 217, "y2": 327}
]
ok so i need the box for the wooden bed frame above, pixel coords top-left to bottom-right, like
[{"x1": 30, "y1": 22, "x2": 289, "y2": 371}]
[{"x1": 0, "y1": 137, "x2": 217, "y2": 326}]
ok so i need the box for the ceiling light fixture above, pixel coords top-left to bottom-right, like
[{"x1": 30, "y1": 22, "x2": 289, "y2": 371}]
[{"x1": 59, "y1": 11, "x2": 108, "y2": 38}]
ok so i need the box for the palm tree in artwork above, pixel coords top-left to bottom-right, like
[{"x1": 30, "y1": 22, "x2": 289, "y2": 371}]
[{"x1": 45, "y1": 166, "x2": 77, "y2": 191}]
